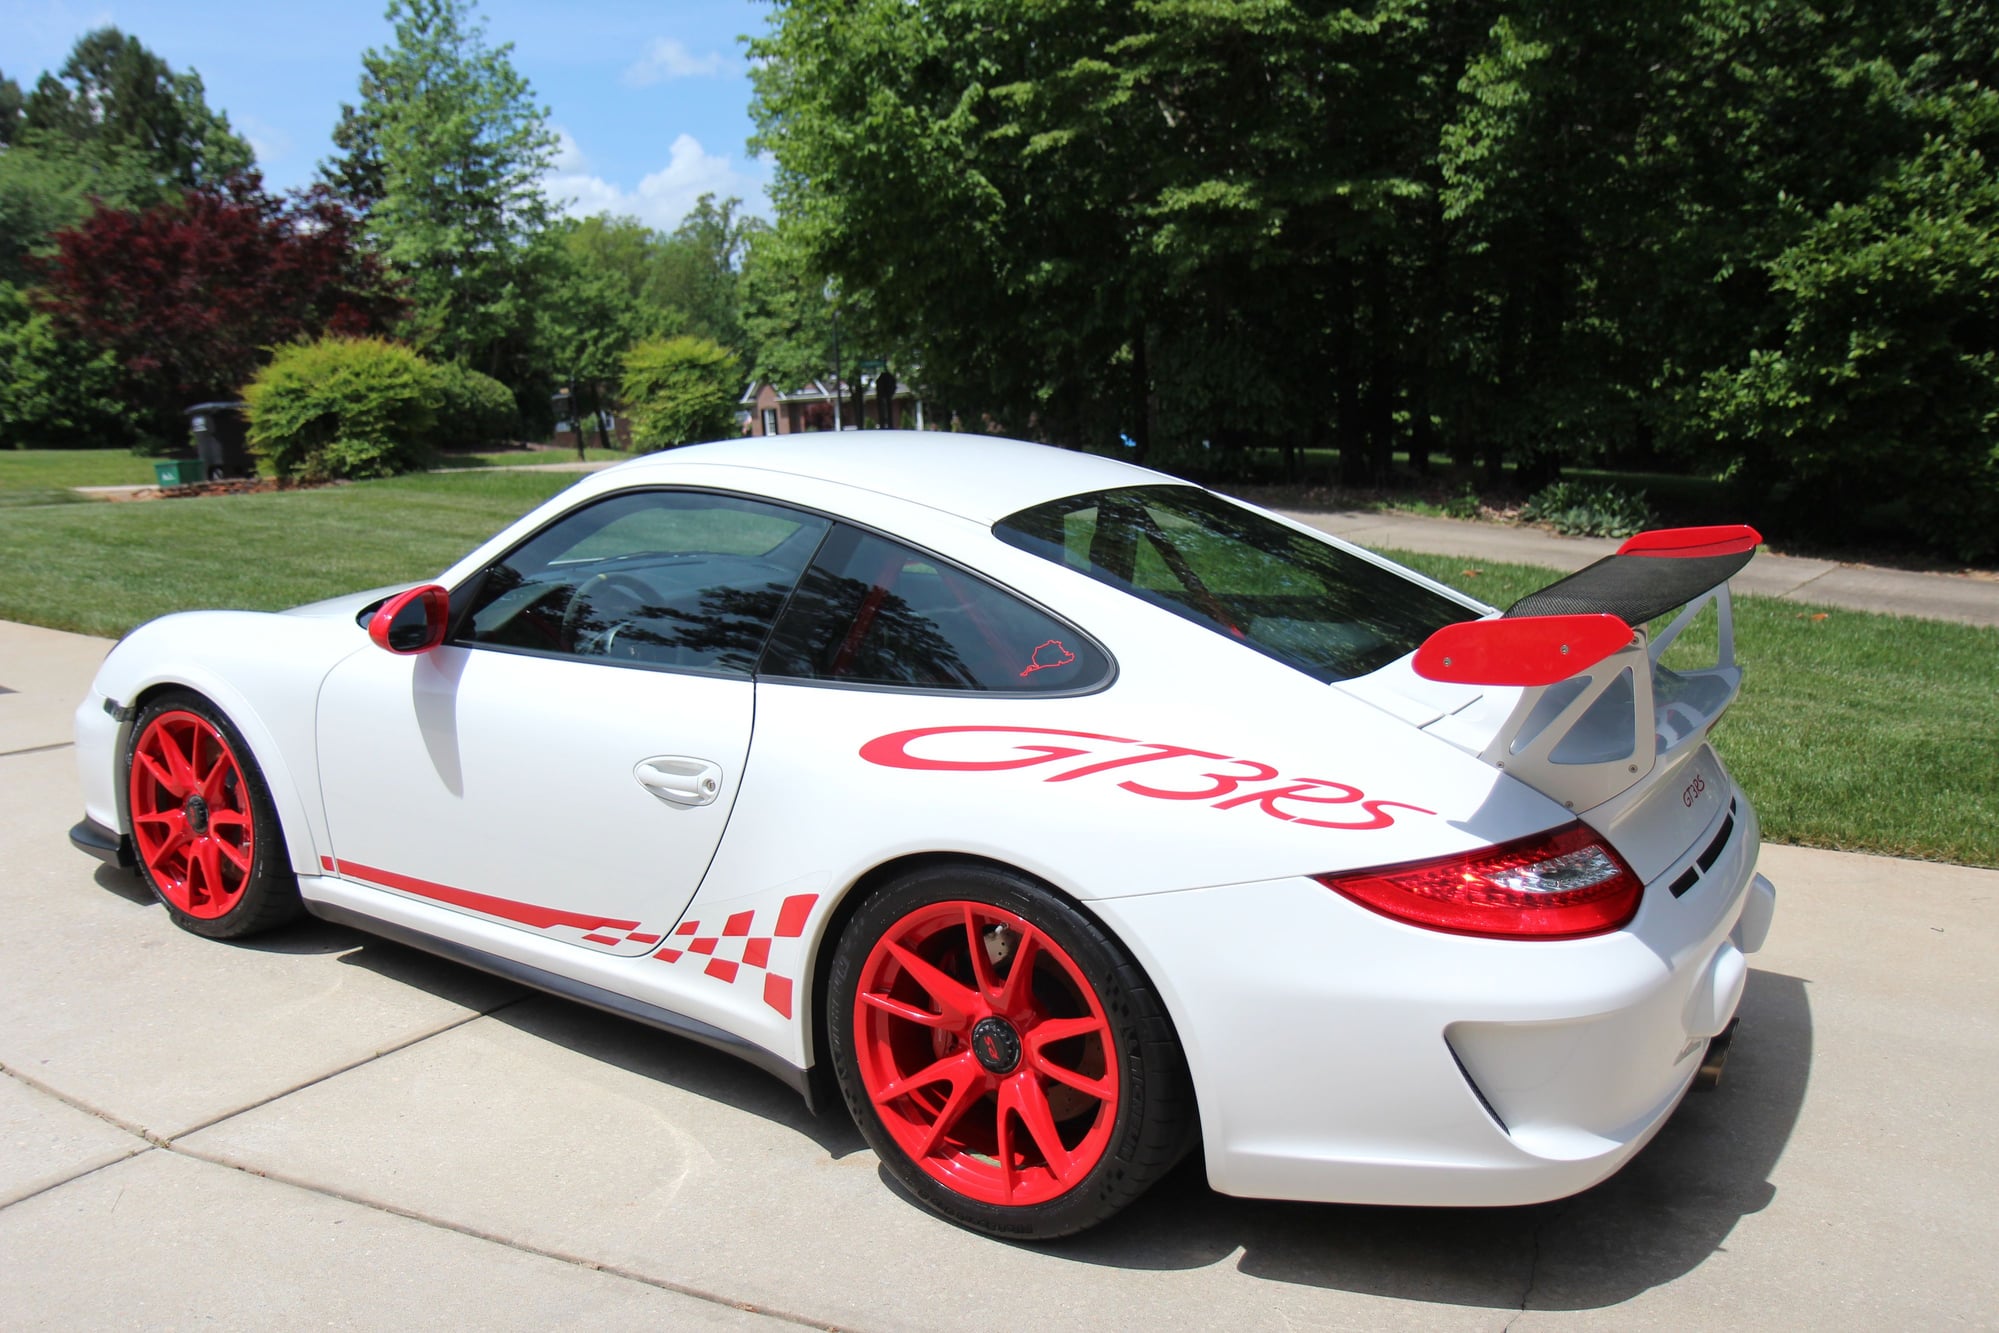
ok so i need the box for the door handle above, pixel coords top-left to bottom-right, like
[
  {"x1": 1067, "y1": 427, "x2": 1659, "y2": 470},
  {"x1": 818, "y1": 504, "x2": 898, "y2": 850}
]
[{"x1": 634, "y1": 757, "x2": 724, "y2": 807}]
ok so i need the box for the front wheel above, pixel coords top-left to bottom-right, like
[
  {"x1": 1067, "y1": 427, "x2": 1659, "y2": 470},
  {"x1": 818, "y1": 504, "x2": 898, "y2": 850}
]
[
  {"x1": 126, "y1": 692, "x2": 302, "y2": 939},
  {"x1": 827, "y1": 863, "x2": 1194, "y2": 1238}
]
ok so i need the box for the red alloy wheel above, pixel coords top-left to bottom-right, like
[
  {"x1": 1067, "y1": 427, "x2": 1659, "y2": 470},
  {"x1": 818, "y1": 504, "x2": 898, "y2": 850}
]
[
  {"x1": 128, "y1": 710, "x2": 257, "y2": 919},
  {"x1": 852, "y1": 899, "x2": 1120, "y2": 1208}
]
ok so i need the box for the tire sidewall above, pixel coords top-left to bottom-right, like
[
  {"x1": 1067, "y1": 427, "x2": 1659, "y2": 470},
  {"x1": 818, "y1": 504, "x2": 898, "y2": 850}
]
[
  {"x1": 126, "y1": 690, "x2": 295, "y2": 939},
  {"x1": 827, "y1": 863, "x2": 1157, "y2": 1239}
]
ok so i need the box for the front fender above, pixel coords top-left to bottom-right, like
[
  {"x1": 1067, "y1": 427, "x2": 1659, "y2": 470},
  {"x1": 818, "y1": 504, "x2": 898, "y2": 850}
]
[{"x1": 86, "y1": 611, "x2": 368, "y2": 876}]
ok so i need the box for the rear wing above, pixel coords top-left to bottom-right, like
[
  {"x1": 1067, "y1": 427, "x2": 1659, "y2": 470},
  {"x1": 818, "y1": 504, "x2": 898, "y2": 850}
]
[{"x1": 1412, "y1": 525, "x2": 1760, "y2": 811}]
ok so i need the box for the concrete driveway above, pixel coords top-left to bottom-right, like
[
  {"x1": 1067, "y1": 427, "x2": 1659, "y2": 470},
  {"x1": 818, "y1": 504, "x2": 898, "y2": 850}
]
[{"x1": 2, "y1": 621, "x2": 1994, "y2": 1329}]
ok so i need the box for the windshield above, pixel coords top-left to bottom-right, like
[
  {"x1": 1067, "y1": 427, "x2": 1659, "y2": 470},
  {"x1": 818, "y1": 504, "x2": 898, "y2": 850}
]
[{"x1": 995, "y1": 485, "x2": 1471, "y2": 682}]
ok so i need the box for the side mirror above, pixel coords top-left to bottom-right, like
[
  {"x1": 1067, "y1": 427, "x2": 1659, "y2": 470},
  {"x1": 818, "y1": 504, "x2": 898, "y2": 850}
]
[{"x1": 368, "y1": 585, "x2": 450, "y2": 655}]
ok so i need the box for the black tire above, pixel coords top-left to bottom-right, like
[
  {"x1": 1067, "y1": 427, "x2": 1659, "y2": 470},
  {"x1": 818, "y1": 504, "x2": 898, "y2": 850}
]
[
  {"x1": 827, "y1": 862, "x2": 1194, "y2": 1239},
  {"x1": 125, "y1": 690, "x2": 303, "y2": 939}
]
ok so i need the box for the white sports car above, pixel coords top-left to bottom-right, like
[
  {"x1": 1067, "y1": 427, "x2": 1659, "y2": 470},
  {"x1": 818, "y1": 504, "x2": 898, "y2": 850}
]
[{"x1": 70, "y1": 433, "x2": 1775, "y2": 1238}]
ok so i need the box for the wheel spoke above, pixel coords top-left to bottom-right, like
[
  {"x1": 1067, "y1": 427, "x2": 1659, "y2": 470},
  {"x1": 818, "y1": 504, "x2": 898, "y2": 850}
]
[
  {"x1": 214, "y1": 838, "x2": 253, "y2": 873},
  {"x1": 136, "y1": 750, "x2": 185, "y2": 800},
  {"x1": 193, "y1": 840, "x2": 226, "y2": 902},
  {"x1": 858, "y1": 989, "x2": 953, "y2": 1029},
  {"x1": 912, "y1": 1056, "x2": 985, "y2": 1158},
  {"x1": 1031, "y1": 1054, "x2": 1115, "y2": 1104},
  {"x1": 198, "y1": 750, "x2": 234, "y2": 803},
  {"x1": 160, "y1": 724, "x2": 201, "y2": 795},
  {"x1": 962, "y1": 904, "x2": 1001, "y2": 1002},
  {"x1": 207, "y1": 807, "x2": 249, "y2": 832},
  {"x1": 873, "y1": 1048, "x2": 976, "y2": 1105},
  {"x1": 135, "y1": 808, "x2": 189, "y2": 861},
  {"x1": 995, "y1": 928, "x2": 1042, "y2": 1015},
  {"x1": 883, "y1": 939, "x2": 980, "y2": 1023},
  {"x1": 1006, "y1": 1070, "x2": 1076, "y2": 1183}
]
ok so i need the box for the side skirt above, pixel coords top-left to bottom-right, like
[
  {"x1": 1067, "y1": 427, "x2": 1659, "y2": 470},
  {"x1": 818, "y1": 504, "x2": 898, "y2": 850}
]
[{"x1": 305, "y1": 899, "x2": 823, "y2": 1111}]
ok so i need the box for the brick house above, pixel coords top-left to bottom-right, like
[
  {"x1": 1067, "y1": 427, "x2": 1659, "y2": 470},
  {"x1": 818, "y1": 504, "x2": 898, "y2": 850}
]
[{"x1": 739, "y1": 377, "x2": 928, "y2": 436}]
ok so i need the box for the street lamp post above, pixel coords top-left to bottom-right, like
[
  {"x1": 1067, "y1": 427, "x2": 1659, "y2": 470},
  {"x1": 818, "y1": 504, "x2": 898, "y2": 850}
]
[{"x1": 826, "y1": 280, "x2": 842, "y2": 433}]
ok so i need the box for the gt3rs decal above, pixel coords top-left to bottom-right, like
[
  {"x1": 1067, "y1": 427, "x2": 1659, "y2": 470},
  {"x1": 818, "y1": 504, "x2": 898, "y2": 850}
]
[
  {"x1": 859, "y1": 726, "x2": 1435, "y2": 831},
  {"x1": 653, "y1": 894, "x2": 819, "y2": 1018},
  {"x1": 320, "y1": 856, "x2": 663, "y2": 951}
]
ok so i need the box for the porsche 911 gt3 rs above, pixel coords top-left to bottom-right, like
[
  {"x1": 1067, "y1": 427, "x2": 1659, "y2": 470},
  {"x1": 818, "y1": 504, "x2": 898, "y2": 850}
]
[{"x1": 70, "y1": 433, "x2": 1775, "y2": 1238}]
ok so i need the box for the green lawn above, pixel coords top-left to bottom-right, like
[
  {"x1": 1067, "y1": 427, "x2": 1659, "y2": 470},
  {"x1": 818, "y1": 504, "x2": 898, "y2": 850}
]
[
  {"x1": 1386, "y1": 549, "x2": 1999, "y2": 869},
  {"x1": 2, "y1": 469, "x2": 1990, "y2": 867},
  {"x1": 0, "y1": 470, "x2": 580, "y2": 636},
  {"x1": 0, "y1": 448, "x2": 163, "y2": 509},
  {"x1": 434, "y1": 446, "x2": 628, "y2": 468}
]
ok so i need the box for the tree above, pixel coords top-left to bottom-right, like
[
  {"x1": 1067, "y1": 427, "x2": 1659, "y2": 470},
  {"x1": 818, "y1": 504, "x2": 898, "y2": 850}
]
[
  {"x1": 18, "y1": 28, "x2": 252, "y2": 191},
  {"x1": 0, "y1": 285, "x2": 139, "y2": 448},
  {"x1": 621, "y1": 336, "x2": 742, "y2": 449},
  {"x1": 331, "y1": 0, "x2": 560, "y2": 385},
  {"x1": 34, "y1": 178, "x2": 402, "y2": 440},
  {"x1": 739, "y1": 223, "x2": 837, "y2": 392}
]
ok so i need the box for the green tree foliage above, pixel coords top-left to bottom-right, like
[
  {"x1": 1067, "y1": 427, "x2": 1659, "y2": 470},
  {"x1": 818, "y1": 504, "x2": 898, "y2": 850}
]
[
  {"x1": 243, "y1": 336, "x2": 438, "y2": 480},
  {"x1": 739, "y1": 223, "x2": 838, "y2": 392},
  {"x1": 16, "y1": 28, "x2": 253, "y2": 189},
  {"x1": 0, "y1": 286, "x2": 139, "y2": 448},
  {"x1": 0, "y1": 30, "x2": 253, "y2": 289},
  {"x1": 751, "y1": 0, "x2": 1999, "y2": 556},
  {"x1": 331, "y1": 0, "x2": 559, "y2": 384},
  {"x1": 621, "y1": 336, "x2": 742, "y2": 450},
  {"x1": 429, "y1": 360, "x2": 521, "y2": 450}
]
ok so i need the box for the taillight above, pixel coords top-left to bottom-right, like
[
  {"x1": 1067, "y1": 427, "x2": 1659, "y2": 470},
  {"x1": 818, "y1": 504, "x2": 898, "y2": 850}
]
[{"x1": 1314, "y1": 822, "x2": 1642, "y2": 940}]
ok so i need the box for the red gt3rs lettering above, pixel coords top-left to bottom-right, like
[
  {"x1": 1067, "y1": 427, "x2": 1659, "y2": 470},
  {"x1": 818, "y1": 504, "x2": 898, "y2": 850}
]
[
  {"x1": 859, "y1": 726, "x2": 1434, "y2": 831},
  {"x1": 1684, "y1": 774, "x2": 1708, "y2": 807}
]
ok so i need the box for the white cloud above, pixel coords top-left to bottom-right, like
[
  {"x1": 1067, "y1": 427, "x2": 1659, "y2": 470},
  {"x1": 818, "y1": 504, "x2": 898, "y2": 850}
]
[
  {"x1": 544, "y1": 133, "x2": 767, "y2": 230},
  {"x1": 236, "y1": 114, "x2": 293, "y2": 169},
  {"x1": 621, "y1": 38, "x2": 726, "y2": 87}
]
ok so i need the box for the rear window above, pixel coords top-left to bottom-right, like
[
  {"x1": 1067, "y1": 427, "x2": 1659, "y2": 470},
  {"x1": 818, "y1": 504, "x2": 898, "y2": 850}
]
[{"x1": 994, "y1": 486, "x2": 1469, "y2": 682}]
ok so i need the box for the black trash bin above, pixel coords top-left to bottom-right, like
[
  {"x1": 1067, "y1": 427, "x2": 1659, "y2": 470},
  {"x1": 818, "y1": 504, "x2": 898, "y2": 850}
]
[{"x1": 185, "y1": 402, "x2": 255, "y2": 481}]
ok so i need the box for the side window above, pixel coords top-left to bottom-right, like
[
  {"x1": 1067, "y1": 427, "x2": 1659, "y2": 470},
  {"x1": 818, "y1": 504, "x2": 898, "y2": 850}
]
[
  {"x1": 456, "y1": 490, "x2": 830, "y2": 674},
  {"x1": 760, "y1": 525, "x2": 1110, "y2": 692}
]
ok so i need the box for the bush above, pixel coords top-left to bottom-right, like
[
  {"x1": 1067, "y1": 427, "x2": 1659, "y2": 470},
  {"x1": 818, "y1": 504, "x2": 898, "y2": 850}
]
[
  {"x1": 429, "y1": 361, "x2": 521, "y2": 452},
  {"x1": 0, "y1": 286, "x2": 143, "y2": 449},
  {"x1": 621, "y1": 335, "x2": 741, "y2": 450},
  {"x1": 1521, "y1": 480, "x2": 1655, "y2": 538},
  {"x1": 242, "y1": 336, "x2": 437, "y2": 481}
]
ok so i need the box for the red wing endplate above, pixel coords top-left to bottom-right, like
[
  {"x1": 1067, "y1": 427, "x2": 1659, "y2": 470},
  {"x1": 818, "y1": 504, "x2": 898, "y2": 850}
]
[
  {"x1": 1413, "y1": 613, "x2": 1635, "y2": 687},
  {"x1": 1505, "y1": 525, "x2": 1761, "y2": 625}
]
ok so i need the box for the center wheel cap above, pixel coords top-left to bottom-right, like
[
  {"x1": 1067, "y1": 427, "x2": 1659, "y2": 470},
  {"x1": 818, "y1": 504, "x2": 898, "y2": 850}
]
[
  {"x1": 183, "y1": 794, "x2": 210, "y2": 835},
  {"x1": 970, "y1": 1016, "x2": 1022, "y2": 1074}
]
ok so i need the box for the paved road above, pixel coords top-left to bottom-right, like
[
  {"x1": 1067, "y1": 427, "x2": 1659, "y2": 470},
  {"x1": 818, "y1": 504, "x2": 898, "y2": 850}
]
[{"x1": 2, "y1": 621, "x2": 1994, "y2": 1329}]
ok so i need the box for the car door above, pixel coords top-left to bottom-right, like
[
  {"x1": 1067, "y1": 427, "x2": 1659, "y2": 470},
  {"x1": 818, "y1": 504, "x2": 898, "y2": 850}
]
[{"x1": 315, "y1": 487, "x2": 831, "y2": 957}]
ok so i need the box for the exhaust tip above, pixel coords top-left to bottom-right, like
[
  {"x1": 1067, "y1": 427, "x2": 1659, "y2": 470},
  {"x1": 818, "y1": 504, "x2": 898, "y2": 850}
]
[{"x1": 1694, "y1": 1017, "x2": 1740, "y2": 1091}]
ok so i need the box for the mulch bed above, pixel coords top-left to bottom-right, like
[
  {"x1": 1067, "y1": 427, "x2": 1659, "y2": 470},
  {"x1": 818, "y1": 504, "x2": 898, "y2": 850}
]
[{"x1": 106, "y1": 477, "x2": 346, "y2": 503}]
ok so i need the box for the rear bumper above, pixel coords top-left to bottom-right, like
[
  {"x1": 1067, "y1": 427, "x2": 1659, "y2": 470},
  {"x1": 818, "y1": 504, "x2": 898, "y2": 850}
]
[
  {"x1": 69, "y1": 815, "x2": 133, "y2": 868},
  {"x1": 1094, "y1": 785, "x2": 1772, "y2": 1208}
]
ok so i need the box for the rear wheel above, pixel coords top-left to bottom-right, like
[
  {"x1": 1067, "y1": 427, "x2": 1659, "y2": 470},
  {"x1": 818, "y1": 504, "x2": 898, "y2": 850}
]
[
  {"x1": 126, "y1": 692, "x2": 301, "y2": 939},
  {"x1": 828, "y1": 863, "x2": 1193, "y2": 1238}
]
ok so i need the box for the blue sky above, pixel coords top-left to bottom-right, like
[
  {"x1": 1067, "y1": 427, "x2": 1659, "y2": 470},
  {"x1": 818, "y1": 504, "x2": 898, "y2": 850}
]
[{"x1": 3, "y1": 0, "x2": 775, "y2": 228}]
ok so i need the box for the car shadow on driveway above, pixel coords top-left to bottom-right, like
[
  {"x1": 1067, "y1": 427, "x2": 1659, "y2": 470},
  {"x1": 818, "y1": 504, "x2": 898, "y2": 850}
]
[{"x1": 1044, "y1": 968, "x2": 1812, "y2": 1310}]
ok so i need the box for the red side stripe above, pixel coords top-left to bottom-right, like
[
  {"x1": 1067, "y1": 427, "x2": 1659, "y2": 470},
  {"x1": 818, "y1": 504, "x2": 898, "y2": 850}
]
[
  {"x1": 327, "y1": 857, "x2": 641, "y2": 933},
  {"x1": 742, "y1": 938, "x2": 771, "y2": 969},
  {"x1": 723, "y1": 910, "x2": 754, "y2": 937}
]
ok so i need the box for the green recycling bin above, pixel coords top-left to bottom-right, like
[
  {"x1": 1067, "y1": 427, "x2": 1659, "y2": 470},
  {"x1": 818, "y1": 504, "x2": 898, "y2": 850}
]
[{"x1": 153, "y1": 459, "x2": 203, "y2": 488}]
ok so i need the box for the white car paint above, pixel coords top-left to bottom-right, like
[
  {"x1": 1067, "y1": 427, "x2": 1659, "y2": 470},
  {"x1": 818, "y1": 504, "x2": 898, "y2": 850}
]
[{"x1": 72, "y1": 432, "x2": 1772, "y2": 1210}]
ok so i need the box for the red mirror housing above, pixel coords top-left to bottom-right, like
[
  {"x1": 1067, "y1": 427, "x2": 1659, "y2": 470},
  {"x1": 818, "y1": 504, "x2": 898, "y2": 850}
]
[{"x1": 367, "y1": 585, "x2": 450, "y2": 655}]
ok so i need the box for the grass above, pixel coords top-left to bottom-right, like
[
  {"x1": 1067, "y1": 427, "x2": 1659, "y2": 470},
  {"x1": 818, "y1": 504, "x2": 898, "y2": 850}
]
[
  {"x1": 1, "y1": 468, "x2": 1990, "y2": 867},
  {"x1": 434, "y1": 446, "x2": 628, "y2": 468},
  {"x1": 0, "y1": 470, "x2": 581, "y2": 637},
  {"x1": 0, "y1": 448, "x2": 163, "y2": 509},
  {"x1": 1385, "y1": 549, "x2": 1999, "y2": 869}
]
